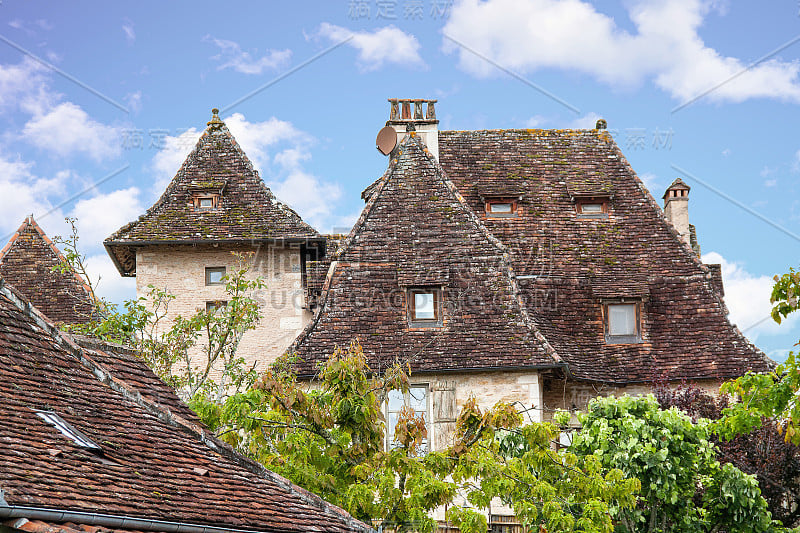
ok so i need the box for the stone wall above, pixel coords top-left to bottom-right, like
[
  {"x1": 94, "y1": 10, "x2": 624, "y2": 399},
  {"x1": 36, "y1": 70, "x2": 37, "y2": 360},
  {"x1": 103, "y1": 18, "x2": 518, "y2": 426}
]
[
  {"x1": 136, "y1": 243, "x2": 312, "y2": 379},
  {"x1": 542, "y1": 376, "x2": 723, "y2": 423}
]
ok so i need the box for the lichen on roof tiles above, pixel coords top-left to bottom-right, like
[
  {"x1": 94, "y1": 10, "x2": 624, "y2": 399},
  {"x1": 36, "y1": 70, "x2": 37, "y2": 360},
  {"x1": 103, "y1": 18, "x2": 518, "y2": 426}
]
[{"x1": 105, "y1": 110, "x2": 320, "y2": 276}]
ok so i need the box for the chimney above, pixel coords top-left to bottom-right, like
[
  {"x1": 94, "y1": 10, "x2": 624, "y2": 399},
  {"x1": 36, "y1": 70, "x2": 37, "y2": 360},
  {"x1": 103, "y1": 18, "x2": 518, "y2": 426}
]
[
  {"x1": 663, "y1": 178, "x2": 699, "y2": 254},
  {"x1": 386, "y1": 98, "x2": 439, "y2": 159}
]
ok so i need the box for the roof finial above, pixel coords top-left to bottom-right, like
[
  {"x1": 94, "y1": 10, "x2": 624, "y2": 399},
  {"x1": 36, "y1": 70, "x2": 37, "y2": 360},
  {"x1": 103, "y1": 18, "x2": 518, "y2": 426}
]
[{"x1": 207, "y1": 108, "x2": 223, "y2": 129}]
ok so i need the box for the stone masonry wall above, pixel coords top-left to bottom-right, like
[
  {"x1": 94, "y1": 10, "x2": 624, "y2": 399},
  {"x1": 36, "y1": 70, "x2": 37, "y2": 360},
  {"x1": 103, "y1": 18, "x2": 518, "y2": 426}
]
[
  {"x1": 136, "y1": 244, "x2": 312, "y2": 379},
  {"x1": 542, "y1": 377, "x2": 723, "y2": 424}
]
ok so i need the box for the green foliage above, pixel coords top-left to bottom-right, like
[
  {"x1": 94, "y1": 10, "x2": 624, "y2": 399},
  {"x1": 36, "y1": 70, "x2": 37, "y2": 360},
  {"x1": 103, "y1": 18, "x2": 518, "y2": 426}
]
[
  {"x1": 194, "y1": 342, "x2": 639, "y2": 533},
  {"x1": 51, "y1": 218, "x2": 264, "y2": 403},
  {"x1": 719, "y1": 267, "x2": 800, "y2": 446},
  {"x1": 572, "y1": 395, "x2": 781, "y2": 532}
]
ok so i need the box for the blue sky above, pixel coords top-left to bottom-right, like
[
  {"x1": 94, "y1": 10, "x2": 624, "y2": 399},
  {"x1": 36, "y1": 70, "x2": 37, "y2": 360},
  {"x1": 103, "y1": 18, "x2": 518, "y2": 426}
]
[{"x1": 0, "y1": 0, "x2": 798, "y2": 362}]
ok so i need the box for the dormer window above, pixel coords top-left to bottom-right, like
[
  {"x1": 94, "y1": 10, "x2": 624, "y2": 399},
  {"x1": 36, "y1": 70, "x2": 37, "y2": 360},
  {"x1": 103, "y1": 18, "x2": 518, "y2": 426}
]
[
  {"x1": 193, "y1": 194, "x2": 219, "y2": 209},
  {"x1": 603, "y1": 300, "x2": 642, "y2": 344},
  {"x1": 485, "y1": 198, "x2": 518, "y2": 218},
  {"x1": 575, "y1": 197, "x2": 609, "y2": 218},
  {"x1": 408, "y1": 288, "x2": 442, "y2": 327}
]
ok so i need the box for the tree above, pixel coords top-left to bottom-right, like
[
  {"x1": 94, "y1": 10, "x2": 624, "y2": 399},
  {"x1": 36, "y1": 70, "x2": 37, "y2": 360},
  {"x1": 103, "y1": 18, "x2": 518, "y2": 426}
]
[
  {"x1": 720, "y1": 268, "x2": 800, "y2": 445},
  {"x1": 655, "y1": 385, "x2": 800, "y2": 528},
  {"x1": 571, "y1": 395, "x2": 782, "y2": 533},
  {"x1": 193, "y1": 341, "x2": 640, "y2": 533},
  {"x1": 53, "y1": 218, "x2": 265, "y2": 402}
]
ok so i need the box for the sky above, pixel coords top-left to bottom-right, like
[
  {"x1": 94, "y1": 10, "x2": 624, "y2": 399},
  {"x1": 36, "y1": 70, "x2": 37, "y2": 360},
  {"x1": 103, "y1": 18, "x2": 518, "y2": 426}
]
[{"x1": 0, "y1": 0, "x2": 798, "y2": 362}]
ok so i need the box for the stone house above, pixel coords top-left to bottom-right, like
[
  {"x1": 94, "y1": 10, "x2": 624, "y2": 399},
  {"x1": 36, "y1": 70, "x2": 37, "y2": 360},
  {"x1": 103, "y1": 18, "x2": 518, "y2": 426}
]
[
  {"x1": 0, "y1": 279, "x2": 371, "y2": 533},
  {"x1": 105, "y1": 110, "x2": 326, "y2": 376},
  {"x1": 290, "y1": 99, "x2": 773, "y2": 453}
]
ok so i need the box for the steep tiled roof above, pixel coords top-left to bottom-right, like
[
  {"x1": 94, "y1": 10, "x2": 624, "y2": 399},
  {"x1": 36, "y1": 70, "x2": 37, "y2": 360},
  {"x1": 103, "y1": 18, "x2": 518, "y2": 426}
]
[
  {"x1": 105, "y1": 110, "x2": 321, "y2": 276},
  {"x1": 290, "y1": 134, "x2": 559, "y2": 377},
  {"x1": 0, "y1": 216, "x2": 95, "y2": 325},
  {"x1": 0, "y1": 281, "x2": 370, "y2": 533},
  {"x1": 436, "y1": 128, "x2": 772, "y2": 383},
  {"x1": 66, "y1": 334, "x2": 201, "y2": 425}
]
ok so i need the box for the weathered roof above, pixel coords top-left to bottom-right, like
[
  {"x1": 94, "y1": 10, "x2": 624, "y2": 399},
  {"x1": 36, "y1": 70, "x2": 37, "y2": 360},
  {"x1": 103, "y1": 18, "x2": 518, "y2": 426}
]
[
  {"x1": 0, "y1": 280, "x2": 370, "y2": 533},
  {"x1": 65, "y1": 333, "x2": 202, "y2": 425},
  {"x1": 290, "y1": 134, "x2": 559, "y2": 377},
  {"x1": 105, "y1": 110, "x2": 320, "y2": 276},
  {"x1": 436, "y1": 128, "x2": 772, "y2": 383},
  {"x1": 0, "y1": 216, "x2": 95, "y2": 325},
  {"x1": 301, "y1": 127, "x2": 771, "y2": 384}
]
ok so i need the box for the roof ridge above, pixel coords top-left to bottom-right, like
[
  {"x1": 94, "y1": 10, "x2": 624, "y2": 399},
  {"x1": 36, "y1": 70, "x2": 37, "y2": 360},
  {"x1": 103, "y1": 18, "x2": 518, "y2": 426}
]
[{"x1": 0, "y1": 278, "x2": 372, "y2": 532}]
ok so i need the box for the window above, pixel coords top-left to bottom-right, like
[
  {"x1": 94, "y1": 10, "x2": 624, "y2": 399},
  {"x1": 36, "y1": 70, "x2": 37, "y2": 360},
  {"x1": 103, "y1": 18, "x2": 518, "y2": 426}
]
[
  {"x1": 485, "y1": 199, "x2": 518, "y2": 218},
  {"x1": 604, "y1": 302, "x2": 642, "y2": 343},
  {"x1": 205, "y1": 266, "x2": 226, "y2": 285},
  {"x1": 408, "y1": 288, "x2": 442, "y2": 326},
  {"x1": 575, "y1": 198, "x2": 609, "y2": 218},
  {"x1": 35, "y1": 410, "x2": 101, "y2": 450},
  {"x1": 206, "y1": 300, "x2": 227, "y2": 313},
  {"x1": 386, "y1": 386, "x2": 428, "y2": 452},
  {"x1": 193, "y1": 194, "x2": 219, "y2": 209}
]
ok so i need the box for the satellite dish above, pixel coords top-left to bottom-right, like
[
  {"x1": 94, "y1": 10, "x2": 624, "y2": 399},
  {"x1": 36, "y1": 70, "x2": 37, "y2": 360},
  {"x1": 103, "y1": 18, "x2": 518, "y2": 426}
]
[{"x1": 376, "y1": 126, "x2": 397, "y2": 156}]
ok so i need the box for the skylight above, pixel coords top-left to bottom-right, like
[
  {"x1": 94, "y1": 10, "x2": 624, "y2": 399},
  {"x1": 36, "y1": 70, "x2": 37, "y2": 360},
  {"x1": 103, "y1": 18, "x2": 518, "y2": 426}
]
[{"x1": 36, "y1": 410, "x2": 102, "y2": 450}]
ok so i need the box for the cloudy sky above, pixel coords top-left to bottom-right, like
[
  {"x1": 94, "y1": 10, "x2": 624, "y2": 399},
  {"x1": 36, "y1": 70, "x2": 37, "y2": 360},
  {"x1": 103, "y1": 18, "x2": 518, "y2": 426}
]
[{"x1": 1, "y1": 0, "x2": 798, "y2": 361}]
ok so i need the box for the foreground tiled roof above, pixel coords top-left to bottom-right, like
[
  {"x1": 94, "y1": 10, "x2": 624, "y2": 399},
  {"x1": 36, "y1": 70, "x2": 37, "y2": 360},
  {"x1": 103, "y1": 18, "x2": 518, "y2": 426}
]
[
  {"x1": 66, "y1": 334, "x2": 201, "y2": 425},
  {"x1": 436, "y1": 128, "x2": 772, "y2": 383},
  {"x1": 290, "y1": 134, "x2": 559, "y2": 377},
  {"x1": 0, "y1": 281, "x2": 370, "y2": 533},
  {"x1": 0, "y1": 216, "x2": 95, "y2": 325},
  {"x1": 105, "y1": 110, "x2": 320, "y2": 276}
]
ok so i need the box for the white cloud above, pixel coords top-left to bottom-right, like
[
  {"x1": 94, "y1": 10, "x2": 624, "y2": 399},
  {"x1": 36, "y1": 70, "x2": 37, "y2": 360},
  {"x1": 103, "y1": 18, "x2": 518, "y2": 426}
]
[
  {"x1": 444, "y1": 0, "x2": 800, "y2": 104},
  {"x1": 702, "y1": 251, "x2": 800, "y2": 341},
  {"x1": 224, "y1": 113, "x2": 308, "y2": 170},
  {"x1": 0, "y1": 58, "x2": 54, "y2": 115},
  {"x1": 150, "y1": 128, "x2": 201, "y2": 196},
  {"x1": 0, "y1": 156, "x2": 71, "y2": 236},
  {"x1": 525, "y1": 115, "x2": 546, "y2": 128},
  {"x1": 122, "y1": 20, "x2": 135, "y2": 44},
  {"x1": 314, "y1": 23, "x2": 425, "y2": 71},
  {"x1": 206, "y1": 37, "x2": 291, "y2": 75},
  {"x1": 23, "y1": 102, "x2": 121, "y2": 161},
  {"x1": 70, "y1": 187, "x2": 144, "y2": 250},
  {"x1": 125, "y1": 91, "x2": 142, "y2": 113},
  {"x1": 149, "y1": 113, "x2": 341, "y2": 230},
  {"x1": 567, "y1": 111, "x2": 602, "y2": 129},
  {"x1": 639, "y1": 172, "x2": 659, "y2": 192},
  {"x1": 85, "y1": 253, "x2": 137, "y2": 305}
]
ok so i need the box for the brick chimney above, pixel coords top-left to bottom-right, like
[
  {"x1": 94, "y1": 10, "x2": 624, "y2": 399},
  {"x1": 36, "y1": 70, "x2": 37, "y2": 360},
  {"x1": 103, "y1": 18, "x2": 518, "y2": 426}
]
[
  {"x1": 386, "y1": 99, "x2": 439, "y2": 159},
  {"x1": 663, "y1": 178, "x2": 699, "y2": 253}
]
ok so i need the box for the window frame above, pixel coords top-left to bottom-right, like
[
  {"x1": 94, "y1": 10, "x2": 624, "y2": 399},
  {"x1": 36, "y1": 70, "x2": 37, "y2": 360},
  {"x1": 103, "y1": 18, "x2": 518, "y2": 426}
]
[
  {"x1": 205, "y1": 266, "x2": 226, "y2": 286},
  {"x1": 385, "y1": 384, "x2": 429, "y2": 453},
  {"x1": 575, "y1": 197, "x2": 610, "y2": 219},
  {"x1": 407, "y1": 287, "x2": 443, "y2": 327},
  {"x1": 603, "y1": 300, "x2": 642, "y2": 344},
  {"x1": 205, "y1": 300, "x2": 228, "y2": 313},
  {"x1": 193, "y1": 194, "x2": 220, "y2": 209},
  {"x1": 485, "y1": 198, "x2": 519, "y2": 218}
]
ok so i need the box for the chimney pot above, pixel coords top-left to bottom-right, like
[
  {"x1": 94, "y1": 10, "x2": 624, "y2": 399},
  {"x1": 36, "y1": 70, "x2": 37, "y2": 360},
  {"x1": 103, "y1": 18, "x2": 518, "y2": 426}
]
[
  {"x1": 595, "y1": 118, "x2": 607, "y2": 130},
  {"x1": 384, "y1": 98, "x2": 440, "y2": 160}
]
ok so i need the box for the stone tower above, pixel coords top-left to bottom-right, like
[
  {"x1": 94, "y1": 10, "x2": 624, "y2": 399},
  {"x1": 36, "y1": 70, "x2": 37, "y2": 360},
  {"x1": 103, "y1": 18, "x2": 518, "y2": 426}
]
[{"x1": 105, "y1": 109, "x2": 325, "y2": 374}]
